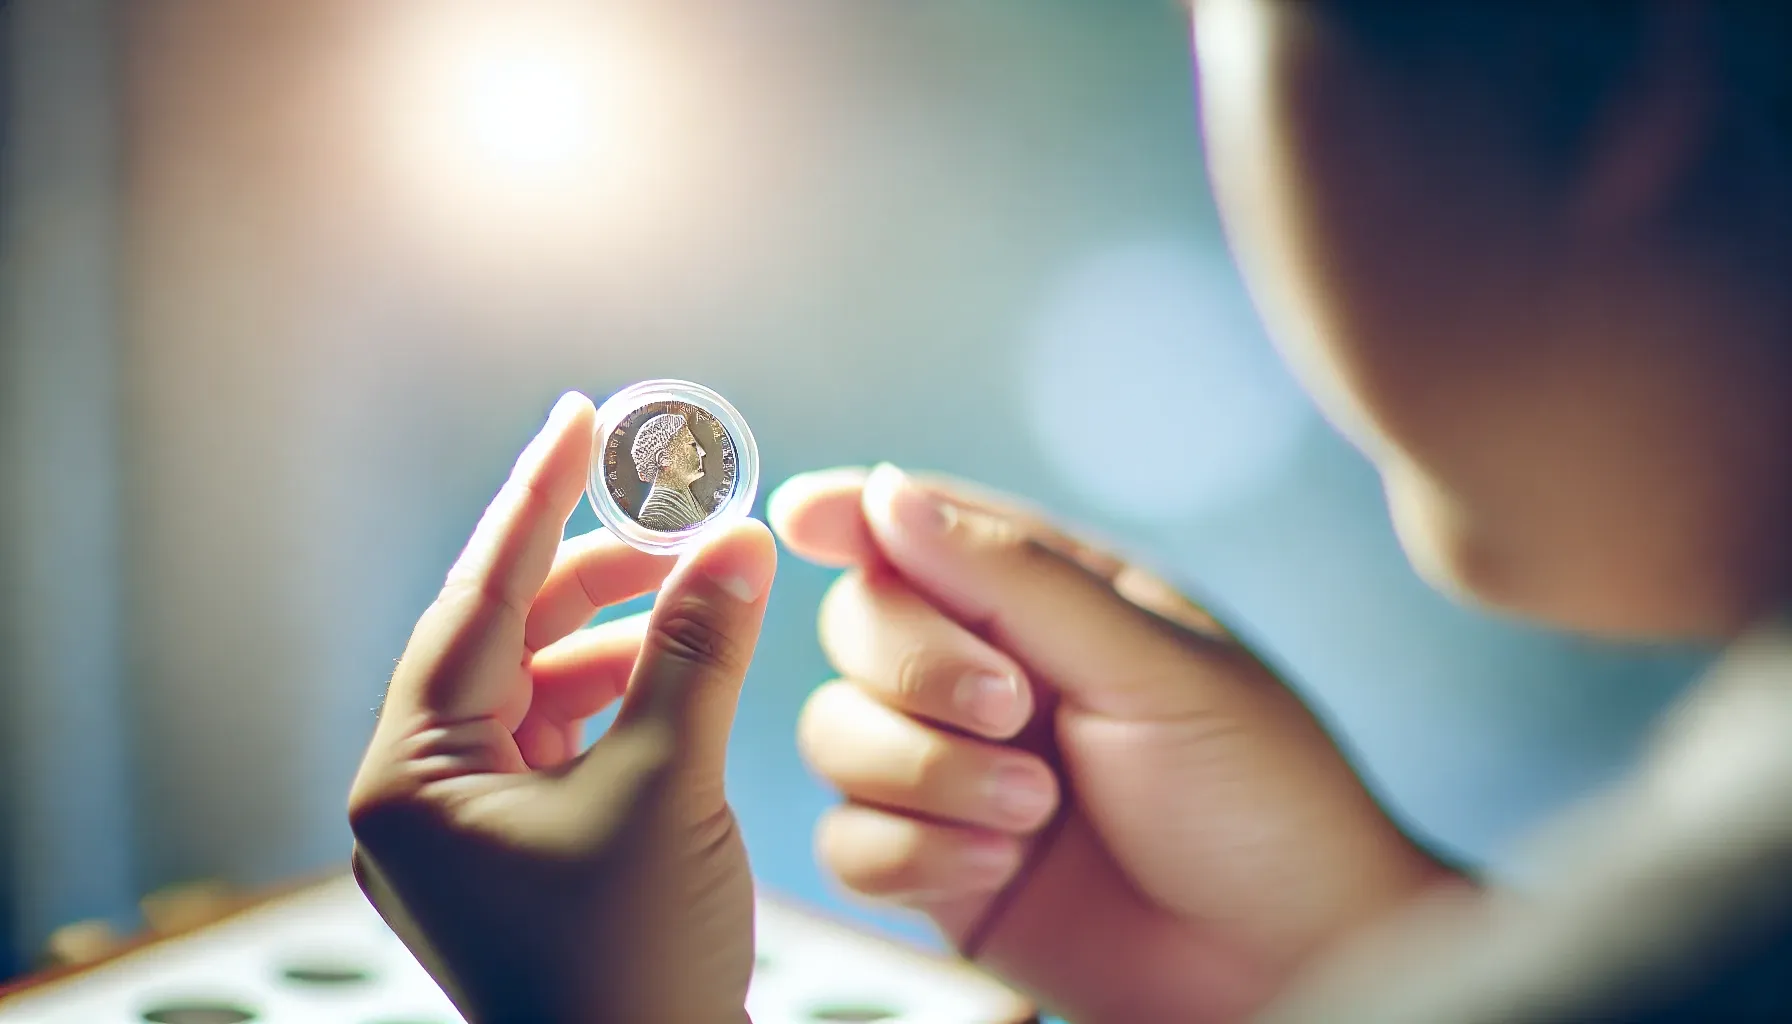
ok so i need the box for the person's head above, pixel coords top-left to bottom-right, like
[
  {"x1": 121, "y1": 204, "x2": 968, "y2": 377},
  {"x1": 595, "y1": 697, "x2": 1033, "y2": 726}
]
[
  {"x1": 1191, "y1": 0, "x2": 1792, "y2": 640},
  {"x1": 632, "y1": 413, "x2": 706, "y2": 489}
]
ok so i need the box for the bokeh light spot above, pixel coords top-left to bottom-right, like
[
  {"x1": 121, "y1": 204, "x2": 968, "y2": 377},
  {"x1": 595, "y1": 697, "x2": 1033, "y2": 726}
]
[{"x1": 1023, "y1": 239, "x2": 1314, "y2": 524}]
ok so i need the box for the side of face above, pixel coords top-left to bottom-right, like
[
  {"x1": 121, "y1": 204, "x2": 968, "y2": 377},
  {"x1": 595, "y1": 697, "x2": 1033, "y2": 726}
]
[
  {"x1": 662, "y1": 427, "x2": 705, "y2": 487},
  {"x1": 1191, "y1": 0, "x2": 1792, "y2": 639}
]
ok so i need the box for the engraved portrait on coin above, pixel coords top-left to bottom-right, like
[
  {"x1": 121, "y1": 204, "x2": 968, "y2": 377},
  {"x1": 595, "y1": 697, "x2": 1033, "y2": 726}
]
[
  {"x1": 632, "y1": 412, "x2": 708, "y2": 530},
  {"x1": 601, "y1": 400, "x2": 738, "y2": 533}
]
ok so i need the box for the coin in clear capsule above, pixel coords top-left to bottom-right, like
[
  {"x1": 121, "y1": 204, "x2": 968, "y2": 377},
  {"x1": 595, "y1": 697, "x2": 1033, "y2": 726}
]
[{"x1": 586, "y1": 379, "x2": 759, "y2": 554}]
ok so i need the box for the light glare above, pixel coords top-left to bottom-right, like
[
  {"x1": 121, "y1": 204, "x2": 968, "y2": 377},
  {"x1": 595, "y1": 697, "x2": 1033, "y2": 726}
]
[
  {"x1": 358, "y1": 0, "x2": 661, "y2": 246},
  {"x1": 438, "y1": 25, "x2": 606, "y2": 189}
]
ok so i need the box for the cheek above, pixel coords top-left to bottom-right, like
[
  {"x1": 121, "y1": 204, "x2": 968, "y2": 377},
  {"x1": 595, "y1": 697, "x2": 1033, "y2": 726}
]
[
  {"x1": 1193, "y1": 0, "x2": 1541, "y2": 608},
  {"x1": 1193, "y1": 2, "x2": 1792, "y2": 638},
  {"x1": 1194, "y1": 0, "x2": 1516, "y2": 468},
  {"x1": 1194, "y1": 0, "x2": 1387, "y2": 458}
]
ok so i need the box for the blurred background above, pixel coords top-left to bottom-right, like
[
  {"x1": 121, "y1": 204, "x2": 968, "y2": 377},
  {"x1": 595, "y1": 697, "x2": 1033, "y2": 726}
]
[{"x1": 0, "y1": 0, "x2": 1713, "y2": 982}]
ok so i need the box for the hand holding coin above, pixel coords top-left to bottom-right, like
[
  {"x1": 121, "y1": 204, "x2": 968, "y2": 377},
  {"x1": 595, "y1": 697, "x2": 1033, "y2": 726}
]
[{"x1": 348, "y1": 391, "x2": 773, "y2": 1023}]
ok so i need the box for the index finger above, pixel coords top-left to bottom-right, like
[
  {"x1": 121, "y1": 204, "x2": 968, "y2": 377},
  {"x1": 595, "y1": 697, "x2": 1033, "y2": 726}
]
[
  {"x1": 442, "y1": 392, "x2": 597, "y2": 619},
  {"x1": 389, "y1": 391, "x2": 596, "y2": 721},
  {"x1": 767, "y1": 465, "x2": 1126, "y2": 579}
]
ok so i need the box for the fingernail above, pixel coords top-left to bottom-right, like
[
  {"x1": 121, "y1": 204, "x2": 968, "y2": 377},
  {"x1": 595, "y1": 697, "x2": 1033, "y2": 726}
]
[
  {"x1": 870, "y1": 463, "x2": 956, "y2": 541},
  {"x1": 709, "y1": 573, "x2": 760, "y2": 603},
  {"x1": 956, "y1": 671, "x2": 1020, "y2": 733},
  {"x1": 984, "y1": 764, "x2": 1054, "y2": 825},
  {"x1": 701, "y1": 536, "x2": 775, "y2": 604}
]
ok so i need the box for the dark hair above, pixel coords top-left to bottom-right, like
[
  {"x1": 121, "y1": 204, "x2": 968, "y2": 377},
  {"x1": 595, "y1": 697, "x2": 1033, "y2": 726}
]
[{"x1": 1318, "y1": 1, "x2": 1792, "y2": 169}]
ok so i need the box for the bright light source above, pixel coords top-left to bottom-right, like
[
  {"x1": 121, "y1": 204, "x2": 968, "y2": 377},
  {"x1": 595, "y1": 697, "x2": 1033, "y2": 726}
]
[
  {"x1": 450, "y1": 36, "x2": 603, "y2": 184},
  {"x1": 355, "y1": 0, "x2": 666, "y2": 249}
]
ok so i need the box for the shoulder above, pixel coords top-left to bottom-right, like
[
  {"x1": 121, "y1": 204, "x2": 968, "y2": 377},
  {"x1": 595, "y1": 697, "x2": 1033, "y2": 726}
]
[
  {"x1": 638, "y1": 488, "x2": 678, "y2": 530},
  {"x1": 1268, "y1": 617, "x2": 1792, "y2": 1023}
]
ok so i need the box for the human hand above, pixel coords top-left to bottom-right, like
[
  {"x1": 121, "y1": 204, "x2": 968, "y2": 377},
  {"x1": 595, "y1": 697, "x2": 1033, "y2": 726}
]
[
  {"x1": 348, "y1": 392, "x2": 776, "y2": 1024},
  {"x1": 771, "y1": 464, "x2": 1454, "y2": 1022}
]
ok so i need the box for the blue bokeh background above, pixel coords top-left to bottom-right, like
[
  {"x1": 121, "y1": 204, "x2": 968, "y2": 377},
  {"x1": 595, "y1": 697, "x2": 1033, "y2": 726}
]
[{"x1": 2, "y1": 0, "x2": 1712, "y2": 996}]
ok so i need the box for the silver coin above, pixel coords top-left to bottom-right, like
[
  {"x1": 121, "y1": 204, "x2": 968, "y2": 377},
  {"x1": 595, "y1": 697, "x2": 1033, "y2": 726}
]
[{"x1": 598, "y1": 399, "x2": 740, "y2": 533}]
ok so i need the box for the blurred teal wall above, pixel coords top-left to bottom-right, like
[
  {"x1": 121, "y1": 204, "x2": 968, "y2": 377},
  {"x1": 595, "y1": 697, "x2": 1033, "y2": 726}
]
[
  {"x1": 285, "y1": 0, "x2": 1707, "y2": 947},
  {"x1": 4, "y1": 0, "x2": 1710, "y2": 967}
]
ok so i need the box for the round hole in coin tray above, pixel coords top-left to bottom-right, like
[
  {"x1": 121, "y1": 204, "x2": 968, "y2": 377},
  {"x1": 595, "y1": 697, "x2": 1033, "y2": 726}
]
[
  {"x1": 809, "y1": 1005, "x2": 900, "y2": 1022},
  {"x1": 281, "y1": 961, "x2": 375, "y2": 986},
  {"x1": 140, "y1": 1002, "x2": 259, "y2": 1024}
]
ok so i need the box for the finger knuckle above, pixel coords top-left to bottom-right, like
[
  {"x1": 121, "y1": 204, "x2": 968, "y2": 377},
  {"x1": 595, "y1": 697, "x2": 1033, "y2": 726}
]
[
  {"x1": 963, "y1": 512, "x2": 1065, "y2": 578},
  {"x1": 651, "y1": 600, "x2": 740, "y2": 674},
  {"x1": 961, "y1": 507, "x2": 1026, "y2": 552},
  {"x1": 426, "y1": 579, "x2": 482, "y2": 624},
  {"x1": 890, "y1": 647, "x2": 942, "y2": 707},
  {"x1": 506, "y1": 472, "x2": 559, "y2": 522},
  {"x1": 346, "y1": 779, "x2": 430, "y2": 851},
  {"x1": 901, "y1": 732, "x2": 957, "y2": 796},
  {"x1": 432, "y1": 576, "x2": 521, "y2": 634}
]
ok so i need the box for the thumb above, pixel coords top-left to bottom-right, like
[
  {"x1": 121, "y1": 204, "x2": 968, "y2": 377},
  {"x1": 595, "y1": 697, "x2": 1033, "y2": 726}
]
[
  {"x1": 586, "y1": 518, "x2": 776, "y2": 798},
  {"x1": 860, "y1": 463, "x2": 1244, "y2": 720}
]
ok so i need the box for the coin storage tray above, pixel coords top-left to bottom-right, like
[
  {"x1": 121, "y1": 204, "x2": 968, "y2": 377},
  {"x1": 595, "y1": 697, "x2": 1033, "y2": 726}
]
[{"x1": 0, "y1": 876, "x2": 1034, "y2": 1023}]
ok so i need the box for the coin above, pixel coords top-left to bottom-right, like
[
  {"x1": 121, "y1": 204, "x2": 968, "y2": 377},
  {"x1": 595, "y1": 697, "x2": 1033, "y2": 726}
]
[
  {"x1": 587, "y1": 380, "x2": 759, "y2": 554},
  {"x1": 600, "y1": 400, "x2": 737, "y2": 531}
]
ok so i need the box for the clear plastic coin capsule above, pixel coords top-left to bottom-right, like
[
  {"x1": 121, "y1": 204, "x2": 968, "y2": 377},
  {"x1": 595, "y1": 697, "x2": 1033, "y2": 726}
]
[{"x1": 587, "y1": 379, "x2": 760, "y2": 555}]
